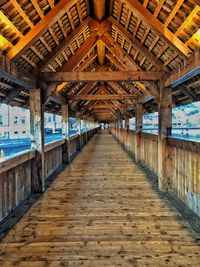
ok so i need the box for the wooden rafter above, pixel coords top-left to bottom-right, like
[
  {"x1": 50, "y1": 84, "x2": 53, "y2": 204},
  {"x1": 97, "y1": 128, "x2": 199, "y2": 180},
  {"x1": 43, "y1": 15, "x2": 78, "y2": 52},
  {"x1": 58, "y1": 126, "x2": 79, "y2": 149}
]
[
  {"x1": 106, "y1": 53, "x2": 127, "y2": 70},
  {"x1": 6, "y1": 0, "x2": 78, "y2": 60},
  {"x1": 61, "y1": 34, "x2": 98, "y2": 72},
  {"x1": 101, "y1": 32, "x2": 139, "y2": 71},
  {"x1": 10, "y1": 0, "x2": 34, "y2": 28},
  {"x1": 93, "y1": 0, "x2": 106, "y2": 21},
  {"x1": 164, "y1": 1, "x2": 184, "y2": 27},
  {"x1": 122, "y1": 0, "x2": 192, "y2": 57},
  {"x1": 0, "y1": 11, "x2": 24, "y2": 39},
  {"x1": 108, "y1": 17, "x2": 165, "y2": 71},
  {"x1": 3, "y1": 86, "x2": 24, "y2": 104},
  {"x1": 154, "y1": 0, "x2": 165, "y2": 17},
  {"x1": 0, "y1": 53, "x2": 36, "y2": 89},
  {"x1": 37, "y1": 17, "x2": 93, "y2": 71},
  {"x1": 175, "y1": 6, "x2": 200, "y2": 36},
  {"x1": 97, "y1": 40, "x2": 106, "y2": 65}
]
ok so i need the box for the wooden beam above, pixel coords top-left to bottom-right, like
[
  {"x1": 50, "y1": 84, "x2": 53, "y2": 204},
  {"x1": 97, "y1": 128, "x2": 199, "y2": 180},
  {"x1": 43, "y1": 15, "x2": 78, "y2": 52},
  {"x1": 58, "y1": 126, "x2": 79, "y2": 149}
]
[
  {"x1": 158, "y1": 81, "x2": 172, "y2": 191},
  {"x1": 101, "y1": 32, "x2": 139, "y2": 71},
  {"x1": 29, "y1": 89, "x2": 45, "y2": 192},
  {"x1": 43, "y1": 71, "x2": 164, "y2": 82},
  {"x1": 75, "y1": 52, "x2": 97, "y2": 71},
  {"x1": 122, "y1": 0, "x2": 191, "y2": 57},
  {"x1": 60, "y1": 34, "x2": 98, "y2": 72},
  {"x1": 109, "y1": 0, "x2": 114, "y2": 15},
  {"x1": 93, "y1": 0, "x2": 106, "y2": 21},
  {"x1": 175, "y1": 6, "x2": 200, "y2": 37},
  {"x1": 0, "y1": 53, "x2": 36, "y2": 89},
  {"x1": 106, "y1": 53, "x2": 127, "y2": 70},
  {"x1": 108, "y1": 17, "x2": 166, "y2": 70},
  {"x1": 68, "y1": 94, "x2": 135, "y2": 100},
  {"x1": 7, "y1": 0, "x2": 78, "y2": 60},
  {"x1": 38, "y1": 17, "x2": 93, "y2": 71},
  {"x1": 10, "y1": 0, "x2": 34, "y2": 28},
  {"x1": 48, "y1": 93, "x2": 66, "y2": 105},
  {"x1": 154, "y1": 0, "x2": 165, "y2": 17},
  {"x1": 164, "y1": 1, "x2": 184, "y2": 27},
  {"x1": 3, "y1": 86, "x2": 24, "y2": 104},
  {"x1": 85, "y1": 103, "x2": 121, "y2": 109},
  {"x1": 178, "y1": 85, "x2": 200, "y2": 102},
  {"x1": 165, "y1": 49, "x2": 200, "y2": 87},
  {"x1": 70, "y1": 82, "x2": 97, "y2": 109},
  {"x1": 0, "y1": 11, "x2": 23, "y2": 39},
  {"x1": 97, "y1": 40, "x2": 106, "y2": 65}
]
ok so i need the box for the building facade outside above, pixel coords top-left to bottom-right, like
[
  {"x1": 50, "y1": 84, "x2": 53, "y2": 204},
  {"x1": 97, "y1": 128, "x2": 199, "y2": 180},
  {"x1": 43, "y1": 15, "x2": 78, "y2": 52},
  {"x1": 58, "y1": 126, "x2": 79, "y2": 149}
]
[{"x1": 0, "y1": 103, "x2": 30, "y2": 139}]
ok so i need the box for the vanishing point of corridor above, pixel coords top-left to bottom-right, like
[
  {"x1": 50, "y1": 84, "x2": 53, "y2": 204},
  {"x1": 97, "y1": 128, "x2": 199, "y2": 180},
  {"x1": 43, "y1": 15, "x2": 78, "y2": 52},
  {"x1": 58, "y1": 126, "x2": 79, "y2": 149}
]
[{"x1": 1, "y1": 132, "x2": 200, "y2": 266}]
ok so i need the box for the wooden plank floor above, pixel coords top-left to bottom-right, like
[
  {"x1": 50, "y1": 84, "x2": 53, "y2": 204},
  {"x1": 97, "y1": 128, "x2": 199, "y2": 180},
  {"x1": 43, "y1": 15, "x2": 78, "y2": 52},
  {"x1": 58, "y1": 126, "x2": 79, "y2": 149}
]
[{"x1": 1, "y1": 131, "x2": 200, "y2": 266}]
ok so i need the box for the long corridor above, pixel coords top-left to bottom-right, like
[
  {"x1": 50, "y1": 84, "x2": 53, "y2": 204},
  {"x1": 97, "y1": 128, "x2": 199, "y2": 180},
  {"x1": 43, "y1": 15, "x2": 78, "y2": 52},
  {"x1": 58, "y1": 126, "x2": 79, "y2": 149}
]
[{"x1": 0, "y1": 131, "x2": 200, "y2": 266}]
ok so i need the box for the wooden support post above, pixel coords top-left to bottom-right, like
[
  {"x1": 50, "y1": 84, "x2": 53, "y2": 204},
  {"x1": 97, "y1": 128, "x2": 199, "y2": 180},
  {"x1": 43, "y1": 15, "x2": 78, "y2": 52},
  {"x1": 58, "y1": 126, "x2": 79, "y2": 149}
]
[
  {"x1": 158, "y1": 82, "x2": 172, "y2": 191},
  {"x1": 30, "y1": 89, "x2": 45, "y2": 192},
  {"x1": 97, "y1": 40, "x2": 106, "y2": 65},
  {"x1": 62, "y1": 104, "x2": 70, "y2": 163},
  {"x1": 135, "y1": 103, "x2": 143, "y2": 162},
  {"x1": 77, "y1": 116, "x2": 82, "y2": 150},
  {"x1": 124, "y1": 115, "x2": 129, "y2": 149}
]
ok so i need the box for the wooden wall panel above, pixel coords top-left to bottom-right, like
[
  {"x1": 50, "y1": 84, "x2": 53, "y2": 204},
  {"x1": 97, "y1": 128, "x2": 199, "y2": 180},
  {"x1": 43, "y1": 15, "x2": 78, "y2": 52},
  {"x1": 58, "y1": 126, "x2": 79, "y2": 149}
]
[
  {"x1": 170, "y1": 143, "x2": 200, "y2": 216},
  {"x1": 0, "y1": 160, "x2": 31, "y2": 222}
]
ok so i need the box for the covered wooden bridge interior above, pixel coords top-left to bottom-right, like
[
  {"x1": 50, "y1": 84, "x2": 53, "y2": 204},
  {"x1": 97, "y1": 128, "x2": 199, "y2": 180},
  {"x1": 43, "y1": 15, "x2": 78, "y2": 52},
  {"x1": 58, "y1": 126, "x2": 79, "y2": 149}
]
[{"x1": 0, "y1": 0, "x2": 200, "y2": 265}]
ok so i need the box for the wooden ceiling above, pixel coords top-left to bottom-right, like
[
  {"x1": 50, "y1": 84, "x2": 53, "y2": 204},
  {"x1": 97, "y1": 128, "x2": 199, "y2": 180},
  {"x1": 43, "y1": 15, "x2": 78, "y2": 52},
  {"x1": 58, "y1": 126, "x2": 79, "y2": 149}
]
[{"x1": 0, "y1": 0, "x2": 200, "y2": 121}]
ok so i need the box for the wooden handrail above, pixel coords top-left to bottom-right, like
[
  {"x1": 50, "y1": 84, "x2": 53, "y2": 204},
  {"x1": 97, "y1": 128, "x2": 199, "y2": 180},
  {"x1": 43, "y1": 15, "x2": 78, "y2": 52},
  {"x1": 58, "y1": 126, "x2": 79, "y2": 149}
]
[
  {"x1": 167, "y1": 137, "x2": 200, "y2": 153},
  {"x1": 44, "y1": 139, "x2": 65, "y2": 153},
  {"x1": 0, "y1": 150, "x2": 35, "y2": 174}
]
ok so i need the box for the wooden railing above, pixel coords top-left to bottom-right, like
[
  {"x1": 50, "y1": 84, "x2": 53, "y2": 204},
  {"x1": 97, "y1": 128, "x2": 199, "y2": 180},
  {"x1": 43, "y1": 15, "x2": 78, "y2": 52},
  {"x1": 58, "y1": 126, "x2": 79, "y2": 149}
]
[
  {"x1": 140, "y1": 132, "x2": 158, "y2": 175},
  {"x1": 111, "y1": 127, "x2": 200, "y2": 217},
  {"x1": 0, "y1": 150, "x2": 35, "y2": 221},
  {"x1": 0, "y1": 128, "x2": 99, "y2": 222},
  {"x1": 168, "y1": 137, "x2": 200, "y2": 216},
  {"x1": 44, "y1": 139, "x2": 65, "y2": 180}
]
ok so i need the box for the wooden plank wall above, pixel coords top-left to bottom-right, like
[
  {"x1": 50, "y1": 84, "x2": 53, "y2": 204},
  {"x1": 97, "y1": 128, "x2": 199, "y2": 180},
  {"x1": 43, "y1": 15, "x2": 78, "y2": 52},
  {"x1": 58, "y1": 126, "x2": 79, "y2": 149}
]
[
  {"x1": 111, "y1": 128, "x2": 200, "y2": 217},
  {"x1": 0, "y1": 151, "x2": 35, "y2": 221},
  {"x1": 140, "y1": 132, "x2": 158, "y2": 174},
  {"x1": 44, "y1": 143, "x2": 64, "y2": 180},
  {"x1": 168, "y1": 138, "x2": 200, "y2": 216}
]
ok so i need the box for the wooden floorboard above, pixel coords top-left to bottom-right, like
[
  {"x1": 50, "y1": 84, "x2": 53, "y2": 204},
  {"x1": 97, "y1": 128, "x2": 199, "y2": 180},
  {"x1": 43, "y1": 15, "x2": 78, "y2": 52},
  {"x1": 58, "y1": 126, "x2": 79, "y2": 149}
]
[{"x1": 1, "y1": 131, "x2": 200, "y2": 266}]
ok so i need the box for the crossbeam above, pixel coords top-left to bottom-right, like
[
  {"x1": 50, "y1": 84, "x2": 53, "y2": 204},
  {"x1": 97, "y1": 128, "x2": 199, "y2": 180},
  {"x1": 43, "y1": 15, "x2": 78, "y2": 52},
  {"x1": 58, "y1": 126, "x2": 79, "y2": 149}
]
[
  {"x1": 68, "y1": 94, "x2": 135, "y2": 100},
  {"x1": 43, "y1": 71, "x2": 164, "y2": 82}
]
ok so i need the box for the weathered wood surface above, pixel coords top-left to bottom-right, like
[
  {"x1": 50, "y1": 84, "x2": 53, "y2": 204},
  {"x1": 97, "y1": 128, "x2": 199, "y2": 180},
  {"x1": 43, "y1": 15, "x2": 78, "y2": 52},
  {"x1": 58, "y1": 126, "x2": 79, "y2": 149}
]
[
  {"x1": 140, "y1": 133, "x2": 159, "y2": 175},
  {"x1": 1, "y1": 131, "x2": 200, "y2": 266},
  {"x1": 168, "y1": 138, "x2": 200, "y2": 217},
  {"x1": 0, "y1": 151, "x2": 34, "y2": 221},
  {"x1": 44, "y1": 141, "x2": 64, "y2": 180}
]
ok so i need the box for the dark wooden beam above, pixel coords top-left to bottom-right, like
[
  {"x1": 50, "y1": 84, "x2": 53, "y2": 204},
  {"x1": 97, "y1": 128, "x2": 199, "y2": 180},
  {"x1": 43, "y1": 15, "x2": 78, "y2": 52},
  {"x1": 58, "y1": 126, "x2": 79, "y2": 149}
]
[
  {"x1": 3, "y1": 86, "x2": 24, "y2": 104},
  {"x1": 165, "y1": 50, "x2": 200, "y2": 87},
  {"x1": 0, "y1": 53, "x2": 36, "y2": 89}
]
